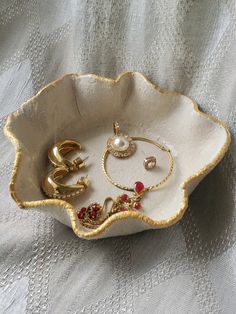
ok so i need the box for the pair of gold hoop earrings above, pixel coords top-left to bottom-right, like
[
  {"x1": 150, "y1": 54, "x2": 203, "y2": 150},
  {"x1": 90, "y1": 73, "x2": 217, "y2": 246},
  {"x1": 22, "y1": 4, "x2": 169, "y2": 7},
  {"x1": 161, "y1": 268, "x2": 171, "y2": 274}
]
[
  {"x1": 42, "y1": 140, "x2": 90, "y2": 199},
  {"x1": 42, "y1": 122, "x2": 174, "y2": 229}
]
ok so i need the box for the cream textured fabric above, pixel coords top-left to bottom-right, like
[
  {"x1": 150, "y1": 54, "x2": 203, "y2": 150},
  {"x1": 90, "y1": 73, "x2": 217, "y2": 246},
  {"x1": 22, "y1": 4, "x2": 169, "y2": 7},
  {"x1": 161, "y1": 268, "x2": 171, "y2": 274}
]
[{"x1": 0, "y1": 0, "x2": 235, "y2": 313}]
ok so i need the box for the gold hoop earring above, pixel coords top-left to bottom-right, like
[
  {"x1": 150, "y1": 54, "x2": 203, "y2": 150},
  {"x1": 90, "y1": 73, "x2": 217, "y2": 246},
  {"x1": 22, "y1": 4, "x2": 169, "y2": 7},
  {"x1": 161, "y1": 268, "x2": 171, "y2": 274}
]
[
  {"x1": 48, "y1": 140, "x2": 87, "y2": 171},
  {"x1": 42, "y1": 167, "x2": 90, "y2": 199},
  {"x1": 102, "y1": 122, "x2": 174, "y2": 192}
]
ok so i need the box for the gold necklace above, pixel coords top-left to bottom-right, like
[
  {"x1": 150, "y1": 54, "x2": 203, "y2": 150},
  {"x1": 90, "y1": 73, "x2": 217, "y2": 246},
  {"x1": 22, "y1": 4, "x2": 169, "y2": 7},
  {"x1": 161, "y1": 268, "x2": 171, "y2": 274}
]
[{"x1": 77, "y1": 123, "x2": 174, "y2": 229}]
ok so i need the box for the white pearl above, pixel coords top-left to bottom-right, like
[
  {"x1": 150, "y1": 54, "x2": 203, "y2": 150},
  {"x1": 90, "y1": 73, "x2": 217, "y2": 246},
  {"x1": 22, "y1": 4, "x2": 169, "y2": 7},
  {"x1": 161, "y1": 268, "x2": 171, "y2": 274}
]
[{"x1": 111, "y1": 136, "x2": 129, "y2": 151}]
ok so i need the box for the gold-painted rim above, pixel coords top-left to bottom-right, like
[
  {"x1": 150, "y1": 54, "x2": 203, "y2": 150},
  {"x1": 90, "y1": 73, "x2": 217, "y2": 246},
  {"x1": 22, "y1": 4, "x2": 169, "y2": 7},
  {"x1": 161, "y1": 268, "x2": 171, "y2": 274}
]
[{"x1": 3, "y1": 71, "x2": 231, "y2": 239}]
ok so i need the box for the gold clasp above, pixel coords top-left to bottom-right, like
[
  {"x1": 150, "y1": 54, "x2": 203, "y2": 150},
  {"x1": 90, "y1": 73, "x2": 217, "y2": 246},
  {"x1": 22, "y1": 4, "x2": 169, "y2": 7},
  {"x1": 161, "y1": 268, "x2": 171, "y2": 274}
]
[{"x1": 113, "y1": 121, "x2": 121, "y2": 135}]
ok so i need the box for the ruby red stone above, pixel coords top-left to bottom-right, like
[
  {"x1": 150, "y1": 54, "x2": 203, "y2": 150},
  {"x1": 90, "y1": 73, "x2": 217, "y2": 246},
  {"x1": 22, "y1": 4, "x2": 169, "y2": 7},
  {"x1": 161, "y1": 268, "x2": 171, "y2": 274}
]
[
  {"x1": 134, "y1": 202, "x2": 141, "y2": 210},
  {"x1": 134, "y1": 181, "x2": 144, "y2": 194},
  {"x1": 119, "y1": 206, "x2": 126, "y2": 211},
  {"x1": 78, "y1": 207, "x2": 87, "y2": 219},
  {"x1": 90, "y1": 209, "x2": 98, "y2": 219},
  {"x1": 120, "y1": 194, "x2": 129, "y2": 202},
  {"x1": 80, "y1": 207, "x2": 87, "y2": 213}
]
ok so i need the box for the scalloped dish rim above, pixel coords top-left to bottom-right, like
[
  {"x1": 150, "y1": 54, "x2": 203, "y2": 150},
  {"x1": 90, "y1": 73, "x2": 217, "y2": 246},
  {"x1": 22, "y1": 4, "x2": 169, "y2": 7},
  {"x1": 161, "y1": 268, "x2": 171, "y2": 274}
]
[{"x1": 4, "y1": 72, "x2": 231, "y2": 239}]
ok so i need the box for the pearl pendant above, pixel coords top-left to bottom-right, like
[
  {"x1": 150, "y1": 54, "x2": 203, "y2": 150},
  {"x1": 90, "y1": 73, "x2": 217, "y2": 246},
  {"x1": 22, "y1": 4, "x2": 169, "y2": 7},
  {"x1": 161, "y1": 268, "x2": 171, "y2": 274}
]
[
  {"x1": 111, "y1": 136, "x2": 130, "y2": 151},
  {"x1": 107, "y1": 133, "x2": 136, "y2": 158}
]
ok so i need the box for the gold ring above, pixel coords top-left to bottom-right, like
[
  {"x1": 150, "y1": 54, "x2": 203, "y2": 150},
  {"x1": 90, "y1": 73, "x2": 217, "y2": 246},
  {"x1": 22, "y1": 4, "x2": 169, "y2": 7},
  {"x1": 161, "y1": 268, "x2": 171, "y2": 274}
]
[{"x1": 102, "y1": 123, "x2": 174, "y2": 192}]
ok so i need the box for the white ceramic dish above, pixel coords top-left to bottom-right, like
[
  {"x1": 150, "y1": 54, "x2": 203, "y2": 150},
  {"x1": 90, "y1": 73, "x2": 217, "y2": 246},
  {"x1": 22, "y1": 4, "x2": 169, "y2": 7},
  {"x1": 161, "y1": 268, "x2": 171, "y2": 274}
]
[{"x1": 4, "y1": 72, "x2": 230, "y2": 239}]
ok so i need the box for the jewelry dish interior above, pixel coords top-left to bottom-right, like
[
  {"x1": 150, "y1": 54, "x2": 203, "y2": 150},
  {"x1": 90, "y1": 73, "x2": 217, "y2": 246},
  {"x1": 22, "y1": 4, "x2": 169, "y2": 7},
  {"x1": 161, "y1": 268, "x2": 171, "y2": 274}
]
[{"x1": 4, "y1": 72, "x2": 230, "y2": 239}]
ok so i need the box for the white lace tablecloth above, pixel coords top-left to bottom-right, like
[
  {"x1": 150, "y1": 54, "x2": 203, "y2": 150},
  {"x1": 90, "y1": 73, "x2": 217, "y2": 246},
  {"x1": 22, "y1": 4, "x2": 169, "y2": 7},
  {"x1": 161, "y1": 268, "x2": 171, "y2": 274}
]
[{"x1": 0, "y1": 1, "x2": 236, "y2": 313}]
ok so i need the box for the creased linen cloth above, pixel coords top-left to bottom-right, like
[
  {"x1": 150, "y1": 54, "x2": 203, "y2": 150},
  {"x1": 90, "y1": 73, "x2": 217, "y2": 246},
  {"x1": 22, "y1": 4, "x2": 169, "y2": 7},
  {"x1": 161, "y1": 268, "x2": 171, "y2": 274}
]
[{"x1": 0, "y1": 1, "x2": 236, "y2": 313}]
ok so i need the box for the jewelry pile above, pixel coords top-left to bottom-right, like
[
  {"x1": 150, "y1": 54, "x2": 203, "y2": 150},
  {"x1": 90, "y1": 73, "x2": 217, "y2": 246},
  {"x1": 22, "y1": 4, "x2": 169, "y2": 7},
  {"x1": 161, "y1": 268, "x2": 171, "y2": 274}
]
[
  {"x1": 42, "y1": 122, "x2": 174, "y2": 229},
  {"x1": 77, "y1": 181, "x2": 145, "y2": 229}
]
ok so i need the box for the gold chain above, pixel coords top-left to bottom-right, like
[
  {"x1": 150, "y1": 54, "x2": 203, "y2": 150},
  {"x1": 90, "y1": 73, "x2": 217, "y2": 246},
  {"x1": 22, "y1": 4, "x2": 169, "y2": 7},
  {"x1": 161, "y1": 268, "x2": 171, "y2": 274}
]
[{"x1": 102, "y1": 136, "x2": 174, "y2": 192}]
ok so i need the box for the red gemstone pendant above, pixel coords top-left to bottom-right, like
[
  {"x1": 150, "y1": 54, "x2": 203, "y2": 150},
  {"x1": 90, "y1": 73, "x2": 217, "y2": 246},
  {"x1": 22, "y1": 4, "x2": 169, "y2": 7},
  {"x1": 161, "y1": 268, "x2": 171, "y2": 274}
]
[
  {"x1": 120, "y1": 194, "x2": 129, "y2": 202},
  {"x1": 134, "y1": 202, "x2": 141, "y2": 209},
  {"x1": 134, "y1": 181, "x2": 144, "y2": 194},
  {"x1": 90, "y1": 209, "x2": 98, "y2": 219},
  {"x1": 77, "y1": 207, "x2": 86, "y2": 219}
]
